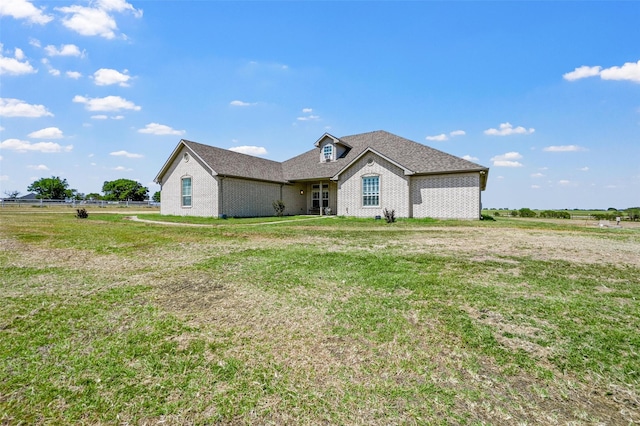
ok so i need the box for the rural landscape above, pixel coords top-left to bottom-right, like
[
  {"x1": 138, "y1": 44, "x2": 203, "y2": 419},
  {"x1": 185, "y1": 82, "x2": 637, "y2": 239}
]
[{"x1": 1, "y1": 206, "x2": 639, "y2": 424}]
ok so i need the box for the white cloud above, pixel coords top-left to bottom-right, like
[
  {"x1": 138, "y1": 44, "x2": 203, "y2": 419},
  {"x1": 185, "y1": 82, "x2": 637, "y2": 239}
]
[
  {"x1": 29, "y1": 38, "x2": 40, "y2": 48},
  {"x1": 0, "y1": 175, "x2": 8, "y2": 181},
  {"x1": 297, "y1": 108, "x2": 320, "y2": 121},
  {"x1": 302, "y1": 108, "x2": 313, "y2": 113},
  {"x1": 0, "y1": 138, "x2": 72, "y2": 153},
  {"x1": 73, "y1": 95, "x2": 141, "y2": 112},
  {"x1": 228, "y1": 146, "x2": 268, "y2": 156},
  {"x1": 44, "y1": 44, "x2": 83, "y2": 57},
  {"x1": 230, "y1": 100, "x2": 256, "y2": 107},
  {"x1": 91, "y1": 115, "x2": 108, "y2": 120},
  {"x1": 113, "y1": 166, "x2": 132, "y2": 171},
  {"x1": 56, "y1": 0, "x2": 142, "y2": 40},
  {"x1": 66, "y1": 71, "x2": 82, "y2": 79},
  {"x1": 0, "y1": 98, "x2": 53, "y2": 117},
  {"x1": 530, "y1": 172, "x2": 545, "y2": 178},
  {"x1": 462, "y1": 155, "x2": 479, "y2": 162},
  {"x1": 558, "y1": 180, "x2": 572, "y2": 186},
  {"x1": 27, "y1": 164, "x2": 49, "y2": 170},
  {"x1": 449, "y1": 130, "x2": 466, "y2": 137},
  {"x1": 41, "y1": 58, "x2": 60, "y2": 76},
  {"x1": 563, "y1": 65, "x2": 602, "y2": 81},
  {"x1": 491, "y1": 151, "x2": 523, "y2": 167},
  {"x1": 48, "y1": 68, "x2": 60, "y2": 76},
  {"x1": 426, "y1": 133, "x2": 448, "y2": 142},
  {"x1": 543, "y1": 145, "x2": 586, "y2": 152},
  {"x1": 600, "y1": 60, "x2": 640, "y2": 83},
  {"x1": 138, "y1": 123, "x2": 185, "y2": 136},
  {"x1": 110, "y1": 150, "x2": 143, "y2": 158},
  {"x1": 93, "y1": 68, "x2": 131, "y2": 86},
  {"x1": 484, "y1": 122, "x2": 535, "y2": 136},
  {"x1": 0, "y1": 0, "x2": 53, "y2": 24},
  {"x1": 28, "y1": 127, "x2": 63, "y2": 139},
  {"x1": 0, "y1": 44, "x2": 36, "y2": 75},
  {"x1": 563, "y1": 61, "x2": 640, "y2": 83},
  {"x1": 112, "y1": 115, "x2": 124, "y2": 120},
  {"x1": 531, "y1": 185, "x2": 540, "y2": 189},
  {"x1": 579, "y1": 166, "x2": 589, "y2": 171}
]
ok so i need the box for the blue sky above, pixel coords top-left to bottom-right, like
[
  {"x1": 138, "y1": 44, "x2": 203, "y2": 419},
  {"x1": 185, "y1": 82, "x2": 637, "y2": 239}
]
[{"x1": 1, "y1": 0, "x2": 639, "y2": 209}]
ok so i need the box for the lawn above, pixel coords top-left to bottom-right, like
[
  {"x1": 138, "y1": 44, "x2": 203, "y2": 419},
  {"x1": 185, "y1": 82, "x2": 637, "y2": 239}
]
[{"x1": 1, "y1": 209, "x2": 639, "y2": 424}]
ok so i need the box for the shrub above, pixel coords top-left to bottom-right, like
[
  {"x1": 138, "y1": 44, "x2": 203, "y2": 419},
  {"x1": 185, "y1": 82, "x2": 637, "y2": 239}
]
[
  {"x1": 383, "y1": 208, "x2": 396, "y2": 223},
  {"x1": 481, "y1": 214, "x2": 495, "y2": 221},
  {"x1": 76, "y1": 208, "x2": 89, "y2": 219},
  {"x1": 518, "y1": 208, "x2": 537, "y2": 218},
  {"x1": 493, "y1": 211, "x2": 500, "y2": 217},
  {"x1": 272, "y1": 200, "x2": 285, "y2": 217}
]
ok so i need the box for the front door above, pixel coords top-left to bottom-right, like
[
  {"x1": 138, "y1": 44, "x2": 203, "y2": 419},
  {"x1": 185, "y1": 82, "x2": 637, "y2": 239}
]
[{"x1": 312, "y1": 184, "x2": 329, "y2": 213}]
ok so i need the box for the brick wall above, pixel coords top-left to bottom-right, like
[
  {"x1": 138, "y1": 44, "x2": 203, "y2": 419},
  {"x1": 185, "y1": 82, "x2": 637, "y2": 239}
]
[
  {"x1": 160, "y1": 148, "x2": 218, "y2": 217},
  {"x1": 336, "y1": 153, "x2": 410, "y2": 218},
  {"x1": 410, "y1": 173, "x2": 480, "y2": 219},
  {"x1": 222, "y1": 178, "x2": 283, "y2": 217}
]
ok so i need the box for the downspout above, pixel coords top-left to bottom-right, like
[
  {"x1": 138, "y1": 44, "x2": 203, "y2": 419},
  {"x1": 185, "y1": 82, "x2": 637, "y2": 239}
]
[{"x1": 219, "y1": 175, "x2": 224, "y2": 218}]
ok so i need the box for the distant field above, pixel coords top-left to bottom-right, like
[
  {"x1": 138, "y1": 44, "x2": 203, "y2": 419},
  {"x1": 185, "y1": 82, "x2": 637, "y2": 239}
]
[{"x1": 1, "y1": 211, "x2": 639, "y2": 424}]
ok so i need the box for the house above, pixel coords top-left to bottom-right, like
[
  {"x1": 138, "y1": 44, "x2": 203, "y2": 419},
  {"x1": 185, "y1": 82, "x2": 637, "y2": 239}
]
[{"x1": 154, "y1": 130, "x2": 489, "y2": 219}]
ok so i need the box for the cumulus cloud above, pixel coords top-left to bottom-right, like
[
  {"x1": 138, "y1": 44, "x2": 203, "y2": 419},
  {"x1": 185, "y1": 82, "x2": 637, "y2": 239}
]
[
  {"x1": 56, "y1": 0, "x2": 142, "y2": 40},
  {"x1": 426, "y1": 129, "x2": 466, "y2": 142},
  {"x1": 0, "y1": 98, "x2": 53, "y2": 117},
  {"x1": 558, "y1": 180, "x2": 572, "y2": 186},
  {"x1": 66, "y1": 71, "x2": 82, "y2": 79},
  {"x1": 484, "y1": 122, "x2": 535, "y2": 136},
  {"x1": 228, "y1": 146, "x2": 268, "y2": 156},
  {"x1": 531, "y1": 185, "x2": 541, "y2": 189},
  {"x1": 425, "y1": 134, "x2": 448, "y2": 142},
  {"x1": 28, "y1": 127, "x2": 63, "y2": 139},
  {"x1": 27, "y1": 164, "x2": 49, "y2": 170},
  {"x1": 110, "y1": 150, "x2": 143, "y2": 158},
  {"x1": 462, "y1": 155, "x2": 479, "y2": 162},
  {"x1": 230, "y1": 100, "x2": 256, "y2": 107},
  {"x1": 91, "y1": 115, "x2": 108, "y2": 120},
  {"x1": 296, "y1": 108, "x2": 320, "y2": 121},
  {"x1": 563, "y1": 60, "x2": 640, "y2": 83},
  {"x1": 113, "y1": 166, "x2": 132, "y2": 171},
  {"x1": 73, "y1": 95, "x2": 141, "y2": 112},
  {"x1": 579, "y1": 166, "x2": 589, "y2": 171},
  {"x1": 93, "y1": 68, "x2": 131, "y2": 86},
  {"x1": 44, "y1": 44, "x2": 83, "y2": 57},
  {"x1": 530, "y1": 172, "x2": 545, "y2": 178},
  {"x1": 563, "y1": 66, "x2": 602, "y2": 81},
  {"x1": 302, "y1": 108, "x2": 313, "y2": 113},
  {"x1": 542, "y1": 145, "x2": 586, "y2": 152},
  {"x1": 138, "y1": 123, "x2": 185, "y2": 136},
  {"x1": 41, "y1": 58, "x2": 60, "y2": 76},
  {"x1": 490, "y1": 152, "x2": 523, "y2": 167},
  {"x1": 0, "y1": 138, "x2": 72, "y2": 153},
  {"x1": 0, "y1": 0, "x2": 53, "y2": 24},
  {"x1": 0, "y1": 44, "x2": 36, "y2": 75}
]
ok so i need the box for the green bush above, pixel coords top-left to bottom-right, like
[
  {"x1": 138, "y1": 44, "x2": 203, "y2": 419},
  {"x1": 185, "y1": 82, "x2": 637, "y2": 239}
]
[
  {"x1": 518, "y1": 208, "x2": 537, "y2": 218},
  {"x1": 76, "y1": 208, "x2": 89, "y2": 219},
  {"x1": 272, "y1": 200, "x2": 285, "y2": 217}
]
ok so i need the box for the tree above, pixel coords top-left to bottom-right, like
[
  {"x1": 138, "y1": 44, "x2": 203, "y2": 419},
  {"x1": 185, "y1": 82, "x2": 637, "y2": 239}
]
[
  {"x1": 3, "y1": 190, "x2": 20, "y2": 199},
  {"x1": 152, "y1": 191, "x2": 161, "y2": 203},
  {"x1": 102, "y1": 179, "x2": 148, "y2": 201},
  {"x1": 28, "y1": 176, "x2": 75, "y2": 199},
  {"x1": 85, "y1": 193, "x2": 102, "y2": 201},
  {"x1": 628, "y1": 207, "x2": 640, "y2": 222}
]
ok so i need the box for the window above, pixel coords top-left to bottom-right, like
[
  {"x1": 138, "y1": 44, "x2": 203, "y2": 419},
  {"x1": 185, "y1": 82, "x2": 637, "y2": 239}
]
[
  {"x1": 323, "y1": 145, "x2": 333, "y2": 160},
  {"x1": 181, "y1": 177, "x2": 192, "y2": 207},
  {"x1": 312, "y1": 184, "x2": 329, "y2": 209},
  {"x1": 362, "y1": 176, "x2": 379, "y2": 207}
]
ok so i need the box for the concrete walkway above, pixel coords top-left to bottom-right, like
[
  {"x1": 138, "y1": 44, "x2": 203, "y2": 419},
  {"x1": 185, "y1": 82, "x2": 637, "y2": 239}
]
[{"x1": 123, "y1": 215, "x2": 334, "y2": 227}]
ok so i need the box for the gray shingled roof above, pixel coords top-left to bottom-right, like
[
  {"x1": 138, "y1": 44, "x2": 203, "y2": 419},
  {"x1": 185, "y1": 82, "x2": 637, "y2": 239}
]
[
  {"x1": 158, "y1": 131, "x2": 488, "y2": 188},
  {"x1": 182, "y1": 140, "x2": 287, "y2": 183},
  {"x1": 282, "y1": 130, "x2": 488, "y2": 181}
]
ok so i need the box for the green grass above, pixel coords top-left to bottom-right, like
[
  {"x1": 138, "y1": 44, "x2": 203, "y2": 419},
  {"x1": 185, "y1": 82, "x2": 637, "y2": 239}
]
[{"x1": 1, "y1": 210, "x2": 639, "y2": 424}]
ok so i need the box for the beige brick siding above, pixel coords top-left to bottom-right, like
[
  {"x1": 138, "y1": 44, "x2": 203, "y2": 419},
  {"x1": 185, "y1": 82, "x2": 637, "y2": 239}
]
[
  {"x1": 410, "y1": 173, "x2": 480, "y2": 219},
  {"x1": 160, "y1": 148, "x2": 218, "y2": 217},
  {"x1": 282, "y1": 184, "x2": 306, "y2": 215},
  {"x1": 336, "y1": 153, "x2": 410, "y2": 218},
  {"x1": 221, "y1": 178, "x2": 285, "y2": 217}
]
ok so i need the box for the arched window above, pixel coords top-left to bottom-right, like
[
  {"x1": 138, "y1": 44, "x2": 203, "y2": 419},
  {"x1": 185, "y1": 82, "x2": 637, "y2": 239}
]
[
  {"x1": 362, "y1": 176, "x2": 379, "y2": 207},
  {"x1": 181, "y1": 177, "x2": 192, "y2": 207},
  {"x1": 323, "y1": 144, "x2": 333, "y2": 160}
]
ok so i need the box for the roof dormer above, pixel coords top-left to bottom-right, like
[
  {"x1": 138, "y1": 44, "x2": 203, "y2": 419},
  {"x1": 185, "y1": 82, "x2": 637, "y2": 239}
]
[{"x1": 314, "y1": 133, "x2": 351, "y2": 163}]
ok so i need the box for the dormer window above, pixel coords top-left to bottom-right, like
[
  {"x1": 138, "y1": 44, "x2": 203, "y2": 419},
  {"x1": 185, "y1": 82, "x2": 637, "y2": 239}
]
[{"x1": 323, "y1": 145, "x2": 333, "y2": 161}]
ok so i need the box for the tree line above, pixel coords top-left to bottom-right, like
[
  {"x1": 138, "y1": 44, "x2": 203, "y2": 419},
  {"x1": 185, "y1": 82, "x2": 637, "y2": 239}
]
[{"x1": 4, "y1": 176, "x2": 161, "y2": 202}]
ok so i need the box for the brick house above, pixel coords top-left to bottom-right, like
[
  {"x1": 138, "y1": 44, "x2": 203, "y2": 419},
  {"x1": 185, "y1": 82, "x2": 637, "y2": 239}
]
[{"x1": 154, "y1": 130, "x2": 489, "y2": 219}]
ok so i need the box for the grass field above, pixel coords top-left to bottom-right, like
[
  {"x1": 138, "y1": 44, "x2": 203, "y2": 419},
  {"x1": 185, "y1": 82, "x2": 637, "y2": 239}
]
[{"x1": 1, "y1": 208, "x2": 639, "y2": 424}]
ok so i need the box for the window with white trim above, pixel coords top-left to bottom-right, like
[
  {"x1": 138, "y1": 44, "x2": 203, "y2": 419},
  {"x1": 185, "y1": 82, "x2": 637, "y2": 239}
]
[
  {"x1": 323, "y1": 145, "x2": 333, "y2": 160},
  {"x1": 362, "y1": 176, "x2": 379, "y2": 207},
  {"x1": 181, "y1": 177, "x2": 192, "y2": 207}
]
